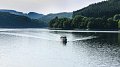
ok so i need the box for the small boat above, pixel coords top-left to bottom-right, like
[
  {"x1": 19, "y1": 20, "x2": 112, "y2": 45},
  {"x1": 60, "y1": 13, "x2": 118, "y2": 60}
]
[{"x1": 60, "y1": 36, "x2": 67, "y2": 44}]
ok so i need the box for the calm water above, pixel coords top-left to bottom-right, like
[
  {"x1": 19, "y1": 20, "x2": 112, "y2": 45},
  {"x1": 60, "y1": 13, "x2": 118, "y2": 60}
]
[{"x1": 0, "y1": 29, "x2": 120, "y2": 67}]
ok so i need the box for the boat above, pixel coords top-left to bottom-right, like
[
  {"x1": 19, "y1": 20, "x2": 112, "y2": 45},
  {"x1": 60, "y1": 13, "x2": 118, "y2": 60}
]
[{"x1": 60, "y1": 36, "x2": 67, "y2": 44}]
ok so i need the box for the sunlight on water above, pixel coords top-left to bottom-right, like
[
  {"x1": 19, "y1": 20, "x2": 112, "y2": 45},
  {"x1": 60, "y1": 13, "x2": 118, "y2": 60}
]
[
  {"x1": 0, "y1": 32, "x2": 97, "y2": 42},
  {"x1": 0, "y1": 29, "x2": 119, "y2": 67}
]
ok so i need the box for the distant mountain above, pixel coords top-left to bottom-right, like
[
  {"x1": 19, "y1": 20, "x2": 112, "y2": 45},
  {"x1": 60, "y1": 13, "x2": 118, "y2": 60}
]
[
  {"x1": 0, "y1": 9, "x2": 72, "y2": 27},
  {"x1": 0, "y1": 12, "x2": 46, "y2": 28},
  {"x1": 0, "y1": 9, "x2": 44, "y2": 19},
  {"x1": 39, "y1": 12, "x2": 72, "y2": 24},
  {"x1": 27, "y1": 12, "x2": 44, "y2": 19},
  {"x1": 0, "y1": 9, "x2": 25, "y2": 16},
  {"x1": 73, "y1": 0, "x2": 120, "y2": 18}
]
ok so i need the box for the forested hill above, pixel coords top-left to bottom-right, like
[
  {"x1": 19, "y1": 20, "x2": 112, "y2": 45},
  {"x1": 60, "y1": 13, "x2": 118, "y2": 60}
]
[
  {"x1": 73, "y1": 0, "x2": 120, "y2": 18},
  {"x1": 0, "y1": 12, "x2": 46, "y2": 28},
  {"x1": 49, "y1": 0, "x2": 120, "y2": 30},
  {"x1": 0, "y1": 9, "x2": 72, "y2": 28},
  {"x1": 27, "y1": 12, "x2": 44, "y2": 19},
  {"x1": 39, "y1": 12, "x2": 72, "y2": 24}
]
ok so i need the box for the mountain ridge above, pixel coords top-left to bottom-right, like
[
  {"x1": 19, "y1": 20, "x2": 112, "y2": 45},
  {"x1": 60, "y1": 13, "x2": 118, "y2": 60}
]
[
  {"x1": 73, "y1": 0, "x2": 120, "y2": 18},
  {"x1": 0, "y1": 12, "x2": 46, "y2": 28},
  {"x1": 0, "y1": 9, "x2": 72, "y2": 28},
  {"x1": 39, "y1": 12, "x2": 72, "y2": 24}
]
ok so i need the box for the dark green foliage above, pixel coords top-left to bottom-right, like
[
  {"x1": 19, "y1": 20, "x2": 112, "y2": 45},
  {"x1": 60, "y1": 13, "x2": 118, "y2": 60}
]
[
  {"x1": 118, "y1": 20, "x2": 120, "y2": 28},
  {"x1": 49, "y1": 17, "x2": 58, "y2": 28},
  {"x1": 49, "y1": 0, "x2": 120, "y2": 30},
  {"x1": 71, "y1": 0, "x2": 120, "y2": 30},
  {"x1": 113, "y1": 14, "x2": 120, "y2": 21},
  {"x1": 49, "y1": 15, "x2": 118, "y2": 30},
  {"x1": 87, "y1": 18, "x2": 102, "y2": 29},
  {"x1": 39, "y1": 12, "x2": 72, "y2": 24},
  {"x1": 73, "y1": 0, "x2": 120, "y2": 18},
  {"x1": 109, "y1": 0, "x2": 120, "y2": 2},
  {"x1": 0, "y1": 12, "x2": 46, "y2": 28},
  {"x1": 71, "y1": 15, "x2": 84, "y2": 28},
  {"x1": 86, "y1": 17, "x2": 118, "y2": 29},
  {"x1": 107, "y1": 18, "x2": 118, "y2": 29},
  {"x1": 80, "y1": 17, "x2": 88, "y2": 29},
  {"x1": 49, "y1": 17, "x2": 71, "y2": 29}
]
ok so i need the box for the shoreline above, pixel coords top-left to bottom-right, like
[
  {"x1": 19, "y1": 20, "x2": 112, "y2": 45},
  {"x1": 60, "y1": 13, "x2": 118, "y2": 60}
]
[{"x1": 0, "y1": 28, "x2": 119, "y2": 33}]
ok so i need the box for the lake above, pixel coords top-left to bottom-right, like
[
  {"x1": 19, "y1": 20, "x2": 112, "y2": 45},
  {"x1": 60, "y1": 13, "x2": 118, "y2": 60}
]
[{"x1": 0, "y1": 29, "x2": 119, "y2": 67}]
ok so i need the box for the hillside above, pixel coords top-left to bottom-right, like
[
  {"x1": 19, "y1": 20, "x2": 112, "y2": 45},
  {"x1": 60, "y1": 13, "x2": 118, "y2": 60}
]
[
  {"x1": 27, "y1": 12, "x2": 44, "y2": 19},
  {"x1": 73, "y1": 0, "x2": 120, "y2": 18},
  {"x1": 0, "y1": 9, "x2": 73, "y2": 27},
  {"x1": 49, "y1": 0, "x2": 119, "y2": 30},
  {"x1": 0, "y1": 9, "x2": 45, "y2": 19},
  {"x1": 0, "y1": 9, "x2": 25, "y2": 16},
  {"x1": 39, "y1": 12, "x2": 72, "y2": 24},
  {"x1": 0, "y1": 12, "x2": 46, "y2": 28}
]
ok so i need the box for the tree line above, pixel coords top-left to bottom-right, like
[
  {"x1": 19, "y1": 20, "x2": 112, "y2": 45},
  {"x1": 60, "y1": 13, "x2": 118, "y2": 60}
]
[
  {"x1": 49, "y1": 0, "x2": 120, "y2": 30},
  {"x1": 49, "y1": 14, "x2": 119, "y2": 30}
]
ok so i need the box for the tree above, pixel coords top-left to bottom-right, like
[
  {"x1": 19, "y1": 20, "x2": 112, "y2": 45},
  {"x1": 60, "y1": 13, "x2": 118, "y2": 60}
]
[
  {"x1": 71, "y1": 15, "x2": 84, "y2": 28},
  {"x1": 49, "y1": 17, "x2": 58, "y2": 28},
  {"x1": 107, "y1": 18, "x2": 118, "y2": 29},
  {"x1": 63, "y1": 18, "x2": 71, "y2": 29},
  {"x1": 118, "y1": 20, "x2": 120, "y2": 29},
  {"x1": 49, "y1": 17, "x2": 72, "y2": 29},
  {"x1": 113, "y1": 14, "x2": 120, "y2": 21},
  {"x1": 87, "y1": 18, "x2": 106, "y2": 29},
  {"x1": 87, "y1": 18, "x2": 97, "y2": 29}
]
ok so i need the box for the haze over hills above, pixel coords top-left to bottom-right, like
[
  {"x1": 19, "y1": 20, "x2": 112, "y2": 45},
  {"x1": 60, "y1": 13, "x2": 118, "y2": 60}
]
[
  {"x1": 27, "y1": 12, "x2": 44, "y2": 19},
  {"x1": 0, "y1": 0, "x2": 119, "y2": 29},
  {"x1": 0, "y1": 9, "x2": 72, "y2": 20},
  {"x1": 0, "y1": 9, "x2": 25, "y2": 16},
  {"x1": 39, "y1": 12, "x2": 73, "y2": 24},
  {"x1": 0, "y1": 9, "x2": 43, "y2": 19},
  {"x1": 0, "y1": 9, "x2": 72, "y2": 28},
  {"x1": 0, "y1": 12, "x2": 46, "y2": 28}
]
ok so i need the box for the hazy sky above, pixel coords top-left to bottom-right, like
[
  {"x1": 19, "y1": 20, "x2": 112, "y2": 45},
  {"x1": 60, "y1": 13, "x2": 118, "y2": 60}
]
[{"x1": 0, "y1": 0, "x2": 105, "y2": 14}]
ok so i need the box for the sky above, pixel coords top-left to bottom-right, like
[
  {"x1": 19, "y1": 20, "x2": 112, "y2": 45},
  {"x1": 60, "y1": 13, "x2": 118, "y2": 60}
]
[{"x1": 0, "y1": 0, "x2": 105, "y2": 14}]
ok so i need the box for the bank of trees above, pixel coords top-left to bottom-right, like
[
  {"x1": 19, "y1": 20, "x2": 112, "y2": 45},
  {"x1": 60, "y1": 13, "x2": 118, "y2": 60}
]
[
  {"x1": 49, "y1": 15, "x2": 119, "y2": 30},
  {"x1": 49, "y1": 0, "x2": 120, "y2": 30},
  {"x1": 49, "y1": 17, "x2": 72, "y2": 29}
]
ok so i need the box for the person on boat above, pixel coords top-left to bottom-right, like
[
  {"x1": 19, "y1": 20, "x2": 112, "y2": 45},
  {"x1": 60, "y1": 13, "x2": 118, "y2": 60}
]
[{"x1": 60, "y1": 36, "x2": 67, "y2": 44}]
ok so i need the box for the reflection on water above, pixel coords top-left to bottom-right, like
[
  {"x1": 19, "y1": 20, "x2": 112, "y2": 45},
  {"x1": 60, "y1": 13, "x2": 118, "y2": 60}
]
[{"x1": 0, "y1": 29, "x2": 119, "y2": 67}]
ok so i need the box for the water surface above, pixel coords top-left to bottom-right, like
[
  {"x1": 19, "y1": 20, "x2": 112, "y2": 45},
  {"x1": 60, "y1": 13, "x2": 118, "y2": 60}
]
[{"x1": 0, "y1": 29, "x2": 119, "y2": 67}]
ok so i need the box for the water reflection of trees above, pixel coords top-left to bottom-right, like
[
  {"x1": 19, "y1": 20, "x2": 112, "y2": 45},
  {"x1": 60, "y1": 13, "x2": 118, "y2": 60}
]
[
  {"x1": 72, "y1": 32, "x2": 120, "y2": 45},
  {"x1": 49, "y1": 31, "x2": 120, "y2": 45}
]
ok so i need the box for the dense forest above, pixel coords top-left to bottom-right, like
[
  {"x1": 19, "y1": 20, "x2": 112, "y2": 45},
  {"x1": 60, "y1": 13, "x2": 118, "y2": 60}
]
[
  {"x1": 49, "y1": 15, "x2": 118, "y2": 30},
  {"x1": 0, "y1": 12, "x2": 46, "y2": 28},
  {"x1": 73, "y1": 0, "x2": 120, "y2": 18},
  {"x1": 49, "y1": 0, "x2": 120, "y2": 30}
]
